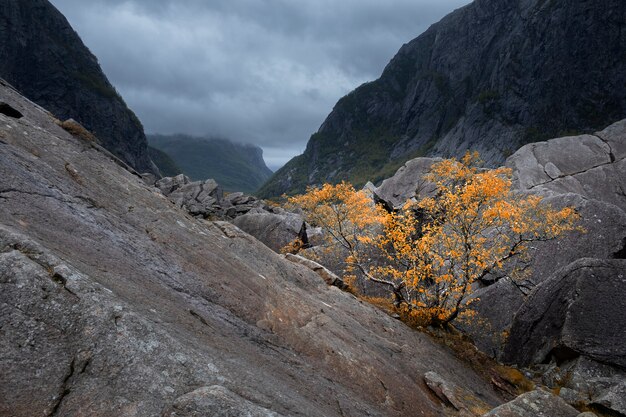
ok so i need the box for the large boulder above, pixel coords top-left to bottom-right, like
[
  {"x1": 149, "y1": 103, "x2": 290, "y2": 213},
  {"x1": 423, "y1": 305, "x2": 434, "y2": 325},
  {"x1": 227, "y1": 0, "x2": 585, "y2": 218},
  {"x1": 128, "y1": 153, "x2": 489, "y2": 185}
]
[
  {"x1": 373, "y1": 157, "x2": 440, "y2": 210},
  {"x1": 168, "y1": 179, "x2": 223, "y2": 217},
  {"x1": 458, "y1": 194, "x2": 626, "y2": 353},
  {"x1": 502, "y1": 258, "x2": 626, "y2": 369},
  {"x1": 457, "y1": 122, "x2": 626, "y2": 357},
  {"x1": 455, "y1": 278, "x2": 527, "y2": 357},
  {"x1": 518, "y1": 193, "x2": 626, "y2": 286},
  {"x1": 507, "y1": 120, "x2": 626, "y2": 212},
  {"x1": 232, "y1": 212, "x2": 307, "y2": 253}
]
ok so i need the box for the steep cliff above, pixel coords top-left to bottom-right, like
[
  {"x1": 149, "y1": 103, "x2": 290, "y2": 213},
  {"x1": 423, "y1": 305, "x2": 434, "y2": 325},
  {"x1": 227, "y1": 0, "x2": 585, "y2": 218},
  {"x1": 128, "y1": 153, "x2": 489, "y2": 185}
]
[
  {"x1": 259, "y1": 0, "x2": 626, "y2": 197},
  {"x1": 0, "y1": 0, "x2": 157, "y2": 174},
  {"x1": 149, "y1": 134, "x2": 273, "y2": 193}
]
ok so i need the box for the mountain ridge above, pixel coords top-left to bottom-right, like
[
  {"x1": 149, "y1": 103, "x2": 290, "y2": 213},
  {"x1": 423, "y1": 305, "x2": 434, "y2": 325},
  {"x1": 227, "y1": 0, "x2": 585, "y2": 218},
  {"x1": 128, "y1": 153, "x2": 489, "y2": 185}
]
[
  {"x1": 259, "y1": 0, "x2": 626, "y2": 197},
  {"x1": 148, "y1": 134, "x2": 273, "y2": 193},
  {"x1": 0, "y1": 0, "x2": 157, "y2": 174}
]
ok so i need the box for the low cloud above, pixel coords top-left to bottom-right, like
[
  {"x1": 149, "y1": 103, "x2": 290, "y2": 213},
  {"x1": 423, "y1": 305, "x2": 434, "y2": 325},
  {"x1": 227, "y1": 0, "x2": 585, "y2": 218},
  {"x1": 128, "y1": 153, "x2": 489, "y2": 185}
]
[{"x1": 50, "y1": 0, "x2": 469, "y2": 168}]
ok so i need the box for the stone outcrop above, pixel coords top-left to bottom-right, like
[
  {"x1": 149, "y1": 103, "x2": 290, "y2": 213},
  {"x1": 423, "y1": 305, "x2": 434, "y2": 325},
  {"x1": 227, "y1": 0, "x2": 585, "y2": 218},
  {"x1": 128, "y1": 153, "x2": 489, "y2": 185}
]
[
  {"x1": 540, "y1": 356, "x2": 626, "y2": 416},
  {"x1": 162, "y1": 386, "x2": 281, "y2": 417},
  {"x1": 424, "y1": 371, "x2": 492, "y2": 416},
  {"x1": 0, "y1": 0, "x2": 156, "y2": 174},
  {"x1": 502, "y1": 258, "x2": 626, "y2": 369},
  {"x1": 507, "y1": 122, "x2": 626, "y2": 211},
  {"x1": 153, "y1": 174, "x2": 314, "y2": 252},
  {"x1": 482, "y1": 390, "x2": 579, "y2": 417},
  {"x1": 0, "y1": 80, "x2": 511, "y2": 416},
  {"x1": 457, "y1": 120, "x2": 626, "y2": 359},
  {"x1": 373, "y1": 157, "x2": 440, "y2": 210},
  {"x1": 284, "y1": 254, "x2": 346, "y2": 288},
  {"x1": 155, "y1": 174, "x2": 269, "y2": 220},
  {"x1": 233, "y1": 212, "x2": 307, "y2": 253},
  {"x1": 259, "y1": 0, "x2": 626, "y2": 197}
]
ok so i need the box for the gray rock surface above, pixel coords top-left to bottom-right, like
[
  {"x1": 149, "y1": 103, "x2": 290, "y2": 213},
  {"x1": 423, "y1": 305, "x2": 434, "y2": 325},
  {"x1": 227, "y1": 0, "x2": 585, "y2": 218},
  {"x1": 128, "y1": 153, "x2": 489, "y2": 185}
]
[
  {"x1": 424, "y1": 371, "x2": 491, "y2": 415},
  {"x1": 284, "y1": 254, "x2": 345, "y2": 288},
  {"x1": 502, "y1": 258, "x2": 626, "y2": 369},
  {"x1": 455, "y1": 278, "x2": 526, "y2": 357},
  {"x1": 233, "y1": 212, "x2": 307, "y2": 252},
  {"x1": 518, "y1": 193, "x2": 626, "y2": 285},
  {"x1": 0, "y1": 0, "x2": 156, "y2": 174},
  {"x1": 168, "y1": 179, "x2": 223, "y2": 217},
  {"x1": 507, "y1": 121, "x2": 626, "y2": 211},
  {"x1": 374, "y1": 157, "x2": 440, "y2": 210},
  {"x1": 156, "y1": 174, "x2": 191, "y2": 195},
  {"x1": 592, "y1": 381, "x2": 626, "y2": 416},
  {"x1": 156, "y1": 175, "x2": 269, "y2": 220},
  {"x1": 0, "y1": 80, "x2": 508, "y2": 416},
  {"x1": 482, "y1": 390, "x2": 579, "y2": 417},
  {"x1": 162, "y1": 386, "x2": 282, "y2": 417},
  {"x1": 540, "y1": 356, "x2": 626, "y2": 415},
  {"x1": 260, "y1": 0, "x2": 626, "y2": 197}
]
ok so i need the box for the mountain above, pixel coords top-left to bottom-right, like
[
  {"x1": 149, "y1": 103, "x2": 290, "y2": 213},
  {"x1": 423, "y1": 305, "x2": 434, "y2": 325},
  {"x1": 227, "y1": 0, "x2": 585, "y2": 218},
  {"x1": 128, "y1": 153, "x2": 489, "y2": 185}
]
[
  {"x1": 0, "y1": 78, "x2": 512, "y2": 417},
  {"x1": 0, "y1": 0, "x2": 157, "y2": 174},
  {"x1": 147, "y1": 146, "x2": 182, "y2": 178},
  {"x1": 148, "y1": 134, "x2": 273, "y2": 193},
  {"x1": 259, "y1": 0, "x2": 626, "y2": 197}
]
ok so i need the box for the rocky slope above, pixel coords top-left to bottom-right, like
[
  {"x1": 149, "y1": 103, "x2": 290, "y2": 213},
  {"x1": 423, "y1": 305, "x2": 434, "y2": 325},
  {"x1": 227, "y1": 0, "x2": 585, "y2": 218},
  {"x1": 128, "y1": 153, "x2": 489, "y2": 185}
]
[
  {"x1": 369, "y1": 119, "x2": 626, "y2": 415},
  {"x1": 0, "y1": 81, "x2": 516, "y2": 416},
  {"x1": 149, "y1": 134, "x2": 273, "y2": 193},
  {"x1": 259, "y1": 0, "x2": 626, "y2": 197},
  {"x1": 0, "y1": 0, "x2": 156, "y2": 174}
]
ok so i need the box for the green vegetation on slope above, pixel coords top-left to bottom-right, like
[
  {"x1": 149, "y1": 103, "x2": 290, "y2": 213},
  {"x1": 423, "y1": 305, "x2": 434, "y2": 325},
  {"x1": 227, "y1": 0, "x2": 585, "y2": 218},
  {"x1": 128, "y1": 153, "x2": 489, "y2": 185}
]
[
  {"x1": 147, "y1": 146, "x2": 182, "y2": 178},
  {"x1": 148, "y1": 134, "x2": 273, "y2": 193}
]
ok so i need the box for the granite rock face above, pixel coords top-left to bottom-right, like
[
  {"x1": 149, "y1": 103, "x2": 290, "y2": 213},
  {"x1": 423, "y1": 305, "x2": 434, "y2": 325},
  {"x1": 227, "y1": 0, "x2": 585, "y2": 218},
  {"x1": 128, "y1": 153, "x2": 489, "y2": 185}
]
[
  {"x1": 457, "y1": 121, "x2": 626, "y2": 358},
  {"x1": 260, "y1": 0, "x2": 626, "y2": 197},
  {"x1": 373, "y1": 157, "x2": 440, "y2": 210},
  {"x1": 502, "y1": 258, "x2": 626, "y2": 369},
  {"x1": 0, "y1": 81, "x2": 509, "y2": 416},
  {"x1": 232, "y1": 212, "x2": 307, "y2": 253},
  {"x1": 507, "y1": 122, "x2": 626, "y2": 211},
  {"x1": 0, "y1": 0, "x2": 156, "y2": 174}
]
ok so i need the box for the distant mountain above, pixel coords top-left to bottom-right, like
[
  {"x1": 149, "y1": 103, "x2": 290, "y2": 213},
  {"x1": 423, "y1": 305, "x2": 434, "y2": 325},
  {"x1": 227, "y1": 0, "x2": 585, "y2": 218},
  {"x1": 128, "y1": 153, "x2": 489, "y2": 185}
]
[
  {"x1": 147, "y1": 146, "x2": 182, "y2": 178},
  {"x1": 148, "y1": 134, "x2": 273, "y2": 193},
  {"x1": 259, "y1": 0, "x2": 626, "y2": 197},
  {"x1": 0, "y1": 0, "x2": 157, "y2": 174}
]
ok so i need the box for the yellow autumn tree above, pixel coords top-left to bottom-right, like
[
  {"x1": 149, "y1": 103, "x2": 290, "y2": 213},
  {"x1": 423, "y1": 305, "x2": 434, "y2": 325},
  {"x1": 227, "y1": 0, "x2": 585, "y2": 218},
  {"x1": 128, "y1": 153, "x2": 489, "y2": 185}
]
[
  {"x1": 286, "y1": 181, "x2": 384, "y2": 265},
  {"x1": 288, "y1": 153, "x2": 581, "y2": 328}
]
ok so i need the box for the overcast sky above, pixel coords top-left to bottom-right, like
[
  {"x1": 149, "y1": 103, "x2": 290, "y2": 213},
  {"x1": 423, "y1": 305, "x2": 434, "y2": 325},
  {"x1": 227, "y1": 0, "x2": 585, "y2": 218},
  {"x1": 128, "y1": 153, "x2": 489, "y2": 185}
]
[{"x1": 49, "y1": 0, "x2": 469, "y2": 170}]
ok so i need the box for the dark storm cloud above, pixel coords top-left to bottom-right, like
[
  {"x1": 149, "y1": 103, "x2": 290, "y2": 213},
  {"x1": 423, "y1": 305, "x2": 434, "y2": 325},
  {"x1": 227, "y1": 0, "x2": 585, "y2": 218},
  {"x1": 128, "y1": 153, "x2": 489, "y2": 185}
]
[{"x1": 49, "y1": 0, "x2": 470, "y2": 169}]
